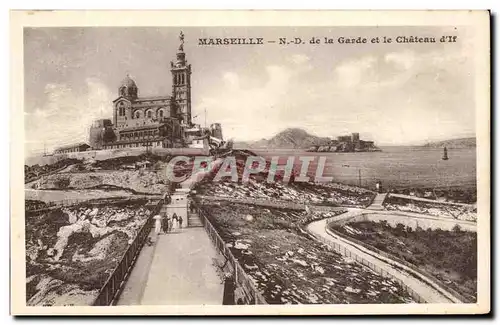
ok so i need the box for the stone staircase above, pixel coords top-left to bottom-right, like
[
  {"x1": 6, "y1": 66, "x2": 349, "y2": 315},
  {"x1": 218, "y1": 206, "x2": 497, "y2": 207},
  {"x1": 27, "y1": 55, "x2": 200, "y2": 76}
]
[
  {"x1": 188, "y1": 212, "x2": 203, "y2": 227},
  {"x1": 159, "y1": 204, "x2": 169, "y2": 217},
  {"x1": 367, "y1": 193, "x2": 388, "y2": 211}
]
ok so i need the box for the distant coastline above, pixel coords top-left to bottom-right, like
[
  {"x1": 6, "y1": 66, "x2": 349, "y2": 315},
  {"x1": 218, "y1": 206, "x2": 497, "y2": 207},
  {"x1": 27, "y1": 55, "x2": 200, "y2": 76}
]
[
  {"x1": 422, "y1": 137, "x2": 476, "y2": 149},
  {"x1": 235, "y1": 129, "x2": 475, "y2": 152}
]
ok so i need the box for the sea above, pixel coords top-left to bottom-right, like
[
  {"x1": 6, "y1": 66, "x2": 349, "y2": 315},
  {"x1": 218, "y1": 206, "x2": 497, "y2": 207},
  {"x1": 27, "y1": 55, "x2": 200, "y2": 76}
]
[{"x1": 250, "y1": 146, "x2": 477, "y2": 190}]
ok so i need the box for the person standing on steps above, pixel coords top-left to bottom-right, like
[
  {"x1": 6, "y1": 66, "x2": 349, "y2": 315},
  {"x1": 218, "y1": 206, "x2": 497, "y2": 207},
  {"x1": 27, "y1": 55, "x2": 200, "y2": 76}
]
[
  {"x1": 172, "y1": 213, "x2": 178, "y2": 232},
  {"x1": 178, "y1": 215, "x2": 183, "y2": 229},
  {"x1": 169, "y1": 213, "x2": 175, "y2": 233},
  {"x1": 162, "y1": 215, "x2": 169, "y2": 234}
]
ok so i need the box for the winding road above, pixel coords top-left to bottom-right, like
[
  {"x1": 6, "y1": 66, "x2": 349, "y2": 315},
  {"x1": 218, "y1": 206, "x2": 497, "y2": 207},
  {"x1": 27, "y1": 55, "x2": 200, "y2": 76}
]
[
  {"x1": 306, "y1": 194, "x2": 467, "y2": 303},
  {"x1": 195, "y1": 191, "x2": 471, "y2": 303}
]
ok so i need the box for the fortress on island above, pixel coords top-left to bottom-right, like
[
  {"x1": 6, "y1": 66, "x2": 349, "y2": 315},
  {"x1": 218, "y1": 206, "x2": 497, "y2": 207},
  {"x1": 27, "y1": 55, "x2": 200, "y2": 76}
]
[
  {"x1": 307, "y1": 132, "x2": 381, "y2": 153},
  {"x1": 55, "y1": 32, "x2": 225, "y2": 155}
]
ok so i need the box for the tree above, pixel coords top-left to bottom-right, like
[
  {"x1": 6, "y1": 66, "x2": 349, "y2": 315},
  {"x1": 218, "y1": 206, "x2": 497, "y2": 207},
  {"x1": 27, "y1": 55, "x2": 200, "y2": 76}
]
[{"x1": 395, "y1": 223, "x2": 406, "y2": 236}]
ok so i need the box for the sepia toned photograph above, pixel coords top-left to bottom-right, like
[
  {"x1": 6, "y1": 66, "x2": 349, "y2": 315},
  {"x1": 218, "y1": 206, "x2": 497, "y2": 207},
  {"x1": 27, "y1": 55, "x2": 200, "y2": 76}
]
[{"x1": 10, "y1": 10, "x2": 490, "y2": 315}]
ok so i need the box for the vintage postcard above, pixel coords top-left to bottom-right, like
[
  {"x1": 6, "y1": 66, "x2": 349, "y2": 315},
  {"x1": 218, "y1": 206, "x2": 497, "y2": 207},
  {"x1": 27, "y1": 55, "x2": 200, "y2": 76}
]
[{"x1": 10, "y1": 10, "x2": 490, "y2": 315}]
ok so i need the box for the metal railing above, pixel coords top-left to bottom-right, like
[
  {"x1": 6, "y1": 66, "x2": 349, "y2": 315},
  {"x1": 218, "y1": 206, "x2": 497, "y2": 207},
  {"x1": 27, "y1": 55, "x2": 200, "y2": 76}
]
[
  {"x1": 306, "y1": 225, "x2": 427, "y2": 304},
  {"x1": 325, "y1": 226, "x2": 468, "y2": 303},
  {"x1": 303, "y1": 213, "x2": 467, "y2": 303},
  {"x1": 92, "y1": 198, "x2": 163, "y2": 306},
  {"x1": 196, "y1": 205, "x2": 267, "y2": 304}
]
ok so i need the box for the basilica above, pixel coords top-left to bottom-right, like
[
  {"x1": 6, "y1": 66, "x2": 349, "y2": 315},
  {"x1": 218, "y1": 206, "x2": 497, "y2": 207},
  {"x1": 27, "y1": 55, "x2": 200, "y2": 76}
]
[{"x1": 85, "y1": 31, "x2": 207, "y2": 152}]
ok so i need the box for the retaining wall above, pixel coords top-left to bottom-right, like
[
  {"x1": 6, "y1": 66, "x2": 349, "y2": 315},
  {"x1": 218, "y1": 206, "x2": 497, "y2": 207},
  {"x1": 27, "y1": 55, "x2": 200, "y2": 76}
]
[{"x1": 334, "y1": 211, "x2": 476, "y2": 232}]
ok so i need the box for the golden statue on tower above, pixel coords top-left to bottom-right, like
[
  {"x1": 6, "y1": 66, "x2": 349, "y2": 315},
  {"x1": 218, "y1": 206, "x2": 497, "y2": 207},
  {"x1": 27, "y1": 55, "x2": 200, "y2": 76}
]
[{"x1": 178, "y1": 31, "x2": 185, "y2": 51}]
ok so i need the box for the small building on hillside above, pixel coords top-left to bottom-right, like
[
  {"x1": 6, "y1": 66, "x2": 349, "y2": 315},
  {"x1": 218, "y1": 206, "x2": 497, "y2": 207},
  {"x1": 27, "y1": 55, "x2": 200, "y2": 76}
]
[{"x1": 54, "y1": 142, "x2": 91, "y2": 154}]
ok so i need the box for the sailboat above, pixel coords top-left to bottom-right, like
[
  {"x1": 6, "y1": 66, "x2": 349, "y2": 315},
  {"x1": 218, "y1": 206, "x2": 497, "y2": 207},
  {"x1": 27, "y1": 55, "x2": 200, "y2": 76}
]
[{"x1": 442, "y1": 146, "x2": 449, "y2": 160}]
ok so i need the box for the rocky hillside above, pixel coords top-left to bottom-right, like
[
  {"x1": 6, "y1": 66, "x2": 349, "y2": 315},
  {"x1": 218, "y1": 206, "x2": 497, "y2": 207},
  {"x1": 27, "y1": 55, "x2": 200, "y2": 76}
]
[
  {"x1": 423, "y1": 137, "x2": 476, "y2": 149},
  {"x1": 26, "y1": 200, "x2": 154, "y2": 306},
  {"x1": 29, "y1": 170, "x2": 170, "y2": 195},
  {"x1": 25, "y1": 158, "x2": 83, "y2": 184},
  {"x1": 201, "y1": 201, "x2": 416, "y2": 304},
  {"x1": 236, "y1": 128, "x2": 330, "y2": 149}
]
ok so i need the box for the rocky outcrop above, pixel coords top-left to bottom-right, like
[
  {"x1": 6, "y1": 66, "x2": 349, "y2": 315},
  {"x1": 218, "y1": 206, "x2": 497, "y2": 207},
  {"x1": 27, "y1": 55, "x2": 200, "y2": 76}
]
[
  {"x1": 27, "y1": 274, "x2": 99, "y2": 306},
  {"x1": 26, "y1": 202, "x2": 153, "y2": 306},
  {"x1": 238, "y1": 128, "x2": 331, "y2": 149},
  {"x1": 72, "y1": 234, "x2": 117, "y2": 263}
]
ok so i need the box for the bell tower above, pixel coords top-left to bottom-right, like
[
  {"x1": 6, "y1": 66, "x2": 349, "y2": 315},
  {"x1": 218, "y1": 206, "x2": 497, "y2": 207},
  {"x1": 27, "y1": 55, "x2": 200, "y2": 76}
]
[{"x1": 171, "y1": 31, "x2": 192, "y2": 126}]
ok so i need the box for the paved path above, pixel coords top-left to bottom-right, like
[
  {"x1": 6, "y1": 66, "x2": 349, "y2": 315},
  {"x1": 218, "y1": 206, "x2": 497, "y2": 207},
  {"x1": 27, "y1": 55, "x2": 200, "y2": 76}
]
[
  {"x1": 367, "y1": 193, "x2": 388, "y2": 210},
  {"x1": 307, "y1": 209, "x2": 460, "y2": 303},
  {"x1": 117, "y1": 229, "x2": 157, "y2": 305},
  {"x1": 117, "y1": 228, "x2": 224, "y2": 305}
]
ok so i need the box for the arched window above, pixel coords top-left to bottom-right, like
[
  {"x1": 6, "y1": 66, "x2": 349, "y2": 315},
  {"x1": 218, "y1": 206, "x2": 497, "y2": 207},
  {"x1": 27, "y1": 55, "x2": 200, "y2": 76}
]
[
  {"x1": 147, "y1": 110, "x2": 152, "y2": 119},
  {"x1": 181, "y1": 74, "x2": 184, "y2": 84},
  {"x1": 118, "y1": 102, "x2": 126, "y2": 116},
  {"x1": 135, "y1": 111, "x2": 140, "y2": 119},
  {"x1": 159, "y1": 109, "x2": 164, "y2": 118}
]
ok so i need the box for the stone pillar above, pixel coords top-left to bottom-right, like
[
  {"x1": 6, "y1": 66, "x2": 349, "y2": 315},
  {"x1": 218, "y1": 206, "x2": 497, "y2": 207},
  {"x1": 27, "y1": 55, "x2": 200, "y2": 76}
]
[{"x1": 222, "y1": 274, "x2": 235, "y2": 305}]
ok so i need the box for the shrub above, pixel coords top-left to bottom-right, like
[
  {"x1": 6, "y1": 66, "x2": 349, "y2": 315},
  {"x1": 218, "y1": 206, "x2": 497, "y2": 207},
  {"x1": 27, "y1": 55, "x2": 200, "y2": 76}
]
[
  {"x1": 394, "y1": 223, "x2": 406, "y2": 235},
  {"x1": 54, "y1": 177, "x2": 71, "y2": 189}
]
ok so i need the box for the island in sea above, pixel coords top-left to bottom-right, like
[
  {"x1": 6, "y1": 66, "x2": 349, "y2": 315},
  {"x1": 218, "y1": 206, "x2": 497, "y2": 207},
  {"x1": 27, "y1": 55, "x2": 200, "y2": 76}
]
[
  {"x1": 306, "y1": 132, "x2": 381, "y2": 153},
  {"x1": 234, "y1": 128, "x2": 381, "y2": 152}
]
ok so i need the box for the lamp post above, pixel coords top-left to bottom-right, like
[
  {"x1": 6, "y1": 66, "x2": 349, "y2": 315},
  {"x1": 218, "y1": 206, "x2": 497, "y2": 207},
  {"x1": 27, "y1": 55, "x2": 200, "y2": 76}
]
[{"x1": 342, "y1": 164, "x2": 362, "y2": 188}]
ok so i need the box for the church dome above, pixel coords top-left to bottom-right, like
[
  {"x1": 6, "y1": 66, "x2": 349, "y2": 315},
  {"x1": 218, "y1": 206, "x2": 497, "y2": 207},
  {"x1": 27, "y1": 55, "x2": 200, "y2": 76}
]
[
  {"x1": 119, "y1": 74, "x2": 138, "y2": 100},
  {"x1": 120, "y1": 75, "x2": 137, "y2": 88}
]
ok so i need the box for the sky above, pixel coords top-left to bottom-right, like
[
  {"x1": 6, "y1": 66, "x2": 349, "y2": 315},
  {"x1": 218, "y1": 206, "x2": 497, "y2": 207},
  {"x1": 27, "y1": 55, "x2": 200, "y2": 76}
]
[{"x1": 24, "y1": 26, "x2": 475, "y2": 155}]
